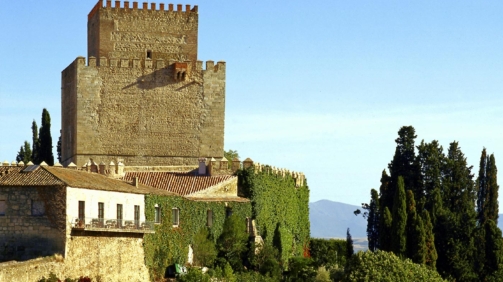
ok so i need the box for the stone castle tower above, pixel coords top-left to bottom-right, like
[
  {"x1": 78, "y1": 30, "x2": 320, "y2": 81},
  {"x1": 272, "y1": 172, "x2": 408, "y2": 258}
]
[{"x1": 61, "y1": 1, "x2": 226, "y2": 167}]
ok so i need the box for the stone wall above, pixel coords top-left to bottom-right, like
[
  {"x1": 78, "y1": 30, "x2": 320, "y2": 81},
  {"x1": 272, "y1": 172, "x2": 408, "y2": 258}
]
[
  {"x1": 88, "y1": 1, "x2": 198, "y2": 63},
  {"x1": 0, "y1": 235, "x2": 149, "y2": 281},
  {"x1": 0, "y1": 187, "x2": 66, "y2": 262},
  {"x1": 61, "y1": 1, "x2": 225, "y2": 168},
  {"x1": 61, "y1": 57, "x2": 226, "y2": 168}
]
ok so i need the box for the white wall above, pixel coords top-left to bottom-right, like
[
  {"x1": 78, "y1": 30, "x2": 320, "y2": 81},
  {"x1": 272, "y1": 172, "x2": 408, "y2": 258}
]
[{"x1": 66, "y1": 187, "x2": 145, "y2": 224}]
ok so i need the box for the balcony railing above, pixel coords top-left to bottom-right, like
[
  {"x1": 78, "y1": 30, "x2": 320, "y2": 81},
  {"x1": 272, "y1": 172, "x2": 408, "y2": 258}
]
[{"x1": 71, "y1": 217, "x2": 155, "y2": 233}]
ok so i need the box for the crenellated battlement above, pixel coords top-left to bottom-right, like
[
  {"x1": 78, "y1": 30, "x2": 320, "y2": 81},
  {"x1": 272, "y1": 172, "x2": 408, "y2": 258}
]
[
  {"x1": 74, "y1": 56, "x2": 225, "y2": 73},
  {"x1": 89, "y1": 1, "x2": 198, "y2": 20},
  {"x1": 250, "y1": 160, "x2": 306, "y2": 188},
  {"x1": 205, "y1": 157, "x2": 306, "y2": 187}
]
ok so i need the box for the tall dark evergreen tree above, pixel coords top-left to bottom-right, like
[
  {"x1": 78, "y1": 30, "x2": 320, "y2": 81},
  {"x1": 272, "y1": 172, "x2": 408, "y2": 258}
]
[
  {"x1": 38, "y1": 108, "x2": 54, "y2": 165},
  {"x1": 434, "y1": 142, "x2": 477, "y2": 282},
  {"x1": 421, "y1": 210, "x2": 437, "y2": 269},
  {"x1": 57, "y1": 132, "x2": 62, "y2": 163},
  {"x1": 483, "y1": 219, "x2": 503, "y2": 277},
  {"x1": 477, "y1": 148, "x2": 488, "y2": 224},
  {"x1": 378, "y1": 170, "x2": 392, "y2": 251},
  {"x1": 366, "y1": 189, "x2": 380, "y2": 252},
  {"x1": 31, "y1": 120, "x2": 39, "y2": 163},
  {"x1": 346, "y1": 228, "x2": 354, "y2": 259},
  {"x1": 388, "y1": 126, "x2": 420, "y2": 204},
  {"x1": 486, "y1": 154, "x2": 498, "y2": 224},
  {"x1": 379, "y1": 206, "x2": 393, "y2": 252},
  {"x1": 391, "y1": 176, "x2": 407, "y2": 257},
  {"x1": 417, "y1": 140, "x2": 445, "y2": 211},
  {"x1": 16, "y1": 141, "x2": 32, "y2": 163},
  {"x1": 475, "y1": 150, "x2": 500, "y2": 279},
  {"x1": 406, "y1": 190, "x2": 426, "y2": 264}
]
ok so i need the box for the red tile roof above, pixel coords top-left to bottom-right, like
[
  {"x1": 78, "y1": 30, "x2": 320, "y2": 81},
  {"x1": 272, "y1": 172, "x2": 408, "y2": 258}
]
[
  {"x1": 0, "y1": 166, "x2": 64, "y2": 186},
  {"x1": 0, "y1": 166, "x2": 177, "y2": 196},
  {"x1": 123, "y1": 171, "x2": 236, "y2": 196}
]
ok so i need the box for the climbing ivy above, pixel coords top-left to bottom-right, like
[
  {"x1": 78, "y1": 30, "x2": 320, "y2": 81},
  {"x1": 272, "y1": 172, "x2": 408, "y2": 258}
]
[
  {"x1": 237, "y1": 166, "x2": 310, "y2": 265},
  {"x1": 143, "y1": 165, "x2": 310, "y2": 279},
  {"x1": 143, "y1": 194, "x2": 251, "y2": 280}
]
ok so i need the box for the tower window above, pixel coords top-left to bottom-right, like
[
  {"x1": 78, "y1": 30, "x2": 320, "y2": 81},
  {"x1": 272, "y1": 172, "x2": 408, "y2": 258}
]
[{"x1": 146, "y1": 50, "x2": 152, "y2": 59}]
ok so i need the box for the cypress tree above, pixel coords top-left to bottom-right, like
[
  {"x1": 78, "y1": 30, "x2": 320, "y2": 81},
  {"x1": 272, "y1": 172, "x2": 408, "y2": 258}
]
[
  {"x1": 38, "y1": 108, "x2": 54, "y2": 165},
  {"x1": 435, "y1": 142, "x2": 477, "y2": 281},
  {"x1": 406, "y1": 190, "x2": 426, "y2": 264},
  {"x1": 16, "y1": 141, "x2": 32, "y2": 163},
  {"x1": 16, "y1": 146, "x2": 25, "y2": 163},
  {"x1": 388, "y1": 126, "x2": 420, "y2": 203},
  {"x1": 31, "y1": 120, "x2": 39, "y2": 163},
  {"x1": 486, "y1": 154, "x2": 498, "y2": 224},
  {"x1": 378, "y1": 170, "x2": 392, "y2": 251},
  {"x1": 367, "y1": 189, "x2": 380, "y2": 252},
  {"x1": 346, "y1": 228, "x2": 354, "y2": 259},
  {"x1": 421, "y1": 210, "x2": 437, "y2": 269},
  {"x1": 483, "y1": 219, "x2": 503, "y2": 277},
  {"x1": 417, "y1": 140, "x2": 445, "y2": 211},
  {"x1": 379, "y1": 207, "x2": 393, "y2": 252},
  {"x1": 391, "y1": 176, "x2": 407, "y2": 257},
  {"x1": 57, "y1": 133, "x2": 62, "y2": 163},
  {"x1": 477, "y1": 148, "x2": 488, "y2": 224}
]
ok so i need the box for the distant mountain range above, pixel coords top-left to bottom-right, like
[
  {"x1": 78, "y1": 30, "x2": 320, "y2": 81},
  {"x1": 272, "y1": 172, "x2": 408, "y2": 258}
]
[
  {"x1": 309, "y1": 199, "x2": 503, "y2": 251},
  {"x1": 309, "y1": 200, "x2": 367, "y2": 239}
]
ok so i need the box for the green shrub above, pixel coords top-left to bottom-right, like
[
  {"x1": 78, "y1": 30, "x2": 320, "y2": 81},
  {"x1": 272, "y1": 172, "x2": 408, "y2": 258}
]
[
  {"x1": 177, "y1": 268, "x2": 210, "y2": 282},
  {"x1": 217, "y1": 214, "x2": 249, "y2": 271},
  {"x1": 344, "y1": 250, "x2": 445, "y2": 281},
  {"x1": 284, "y1": 257, "x2": 317, "y2": 282},
  {"x1": 315, "y1": 266, "x2": 331, "y2": 282},
  {"x1": 193, "y1": 227, "x2": 217, "y2": 267},
  {"x1": 310, "y1": 238, "x2": 347, "y2": 267}
]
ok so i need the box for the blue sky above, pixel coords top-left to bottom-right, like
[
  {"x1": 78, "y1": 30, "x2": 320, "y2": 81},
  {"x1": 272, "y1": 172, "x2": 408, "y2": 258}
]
[{"x1": 1, "y1": 1, "x2": 502, "y2": 208}]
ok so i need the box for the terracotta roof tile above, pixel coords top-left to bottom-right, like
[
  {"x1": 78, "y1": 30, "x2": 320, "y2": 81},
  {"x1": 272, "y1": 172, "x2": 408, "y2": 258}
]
[
  {"x1": 123, "y1": 171, "x2": 236, "y2": 196},
  {"x1": 0, "y1": 166, "x2": 64, "y2": 186},
  {"x1": 0, "y1": 166, "x2": 177, "y2": 196}
]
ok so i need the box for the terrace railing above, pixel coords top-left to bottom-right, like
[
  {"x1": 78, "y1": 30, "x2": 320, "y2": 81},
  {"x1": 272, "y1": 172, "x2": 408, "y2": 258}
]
[{"x1": 71, "y1": 217, "x2": 155, "y2": 233}]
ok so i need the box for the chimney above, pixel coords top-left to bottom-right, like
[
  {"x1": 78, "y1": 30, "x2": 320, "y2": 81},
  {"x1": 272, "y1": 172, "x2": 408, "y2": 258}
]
[
  {"x1": 208, "y1": 157, "x2": 217, "y2": 176},
  {"x1": 220, "y1": 157, "x2": 228, "y2": 171},
  {"x1": 117, "y1": 161, "x2": 124, "y2": 176},
  {"x1": 99, "y1": 162, "x2": 106, "y2": 175},
  {"x1": 243, "y1": 158, "x2": 254, "y2": 169},
  {"x1": 231, "y1": 157, "x2": 240, "y2": 173},
  {"x1": 198, "y1": 158, "x2": 207, "y2": 175},
  {"x1": 133, "y1": 177, "x2": 139, "y2": 188}
]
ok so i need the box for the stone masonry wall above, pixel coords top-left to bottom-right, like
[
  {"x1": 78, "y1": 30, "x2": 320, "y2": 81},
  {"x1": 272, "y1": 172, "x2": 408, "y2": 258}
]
[
  {"x1": 0, "y1": 235, "x2": 149, "y2": 282},
  {"x1": 61, "y1": 57, "x2": 226, "y2": 167},
  {"x1": 0, "y1": 187, "x2": 66, "y2": 262},
  {"x1": 88, "y1": 1, "x2": 198, "y2": 63}
]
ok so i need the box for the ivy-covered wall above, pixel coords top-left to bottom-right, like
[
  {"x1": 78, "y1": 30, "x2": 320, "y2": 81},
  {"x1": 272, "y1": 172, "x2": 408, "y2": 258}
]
[
  {"x1": 143, "y1": 194, "x2": 252, "y2": 279},
  {"x1": 237, "y1": 167, "x2": 310, "y2": 264}
]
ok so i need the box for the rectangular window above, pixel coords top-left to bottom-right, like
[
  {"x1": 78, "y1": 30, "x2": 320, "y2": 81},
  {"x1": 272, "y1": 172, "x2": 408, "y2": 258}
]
[
  {"x1": 154, "y1": 205, "x2": 161, "y2": 223},
  {"x1": 0, "y1": 200, "x2": 5, "y2": 216},
  {"x1": 172, "y1": 208, "x2": 179, "y2": 227},
  {"x1": 98, "y1": 202, "x2": 104, "y2": 226},
  {"x1": 32, "y1": 200, "x2": 45, "y2": 216},
  {"x1": 226, "y1": 207, "x2": 232, "y2": 218},
  {"x1": 117, "y1": 204, "x2": 123, "y2": 227},
  {"x1": 207, "y1": 210, "x2": 213, "y2": 227},
  {"x1": 78, "y1": 201, "x2": 85, "y2": 220},
  {"x1": 134, "y1": 205, "x2": 140, "y2": 227}
]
